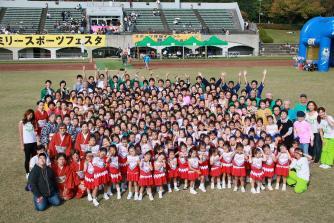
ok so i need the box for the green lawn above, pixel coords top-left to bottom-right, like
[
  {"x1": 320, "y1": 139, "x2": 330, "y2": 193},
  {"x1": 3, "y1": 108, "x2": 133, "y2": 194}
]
[
  {"x1": 1, "y1": 66, "x2": 334, "y2": 223},
  {"x1": 264, "y1": 29, "x2": 300, "y2": 44}
]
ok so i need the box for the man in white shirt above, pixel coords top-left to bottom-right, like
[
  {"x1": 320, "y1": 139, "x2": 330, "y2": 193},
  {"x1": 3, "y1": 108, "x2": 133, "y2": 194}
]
[{"x1": 287, "y1": 148, "x2": 310, "y2": 193}]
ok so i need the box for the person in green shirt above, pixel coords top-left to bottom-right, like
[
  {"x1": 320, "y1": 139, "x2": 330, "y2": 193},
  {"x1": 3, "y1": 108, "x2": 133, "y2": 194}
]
[
  {"x1": 294, "y1": 94, "x2": 308, "y2": 113},
  {"x1": 40, "y1": 80, "x2": 55, "y2": 100}
]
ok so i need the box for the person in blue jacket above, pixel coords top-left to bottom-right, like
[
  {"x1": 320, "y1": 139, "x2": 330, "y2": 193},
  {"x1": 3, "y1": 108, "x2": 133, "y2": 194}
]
[{"x1": 143, "y1": 54, "x2": 151, "y2": 70}]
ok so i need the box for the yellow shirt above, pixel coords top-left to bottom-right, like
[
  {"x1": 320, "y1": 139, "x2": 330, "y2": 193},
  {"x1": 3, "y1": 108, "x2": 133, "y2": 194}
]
[{"x1": 257, "y1": 108, "x2": 272, "y2": 125}]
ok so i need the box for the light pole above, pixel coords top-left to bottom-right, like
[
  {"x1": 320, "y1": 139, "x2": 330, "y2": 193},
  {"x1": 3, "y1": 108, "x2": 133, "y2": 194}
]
[{"x1": 258, "y1": 0, "x2": 262, "y2": 24}]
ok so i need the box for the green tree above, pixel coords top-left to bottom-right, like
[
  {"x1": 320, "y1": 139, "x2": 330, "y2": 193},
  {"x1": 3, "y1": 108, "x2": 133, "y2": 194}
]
[{"x1": 269, "y1": 0, "x2": 325, "y2": 24}]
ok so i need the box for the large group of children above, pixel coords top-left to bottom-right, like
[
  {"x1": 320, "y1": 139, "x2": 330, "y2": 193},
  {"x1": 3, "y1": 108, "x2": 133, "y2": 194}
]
[{"x1": 21, "y1": 67, "x2": 334, "y2": 207}]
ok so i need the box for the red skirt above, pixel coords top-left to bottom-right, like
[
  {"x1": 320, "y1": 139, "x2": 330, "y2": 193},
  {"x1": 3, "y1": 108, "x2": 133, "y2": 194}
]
[
  {"x1": 84, "y1": 172, "x2": 95, "y2": 190},
  {"x1": 93, "y1": 167, "x2": 110, "y2": 187},
  {"x1": 138, "y1": 171, "x2": 154, "y2": 187},
  {"x1": 232, "y1": 166, "x2": 246, "y2": 177},
  {"x1": 250, "y1": 168, "x2": 264, "y2": 181},
  {"x1": 127, "y1": 166, "x2": 139, "y2": 182},
  {"x1": 275, "y1": 164, "x2": 289, "y2": 177},
  {"x1": 119, "y1": 156, "x2": 127, "y2": 175},
  {"x1": 263, "y1": 163, "x2": 275, "y2": 178},
  {"x1": 178, "y1": 163, "x2": 189, "y2": 179},
  {"x1": 109, "y1": 166, "x2": 122, "y2": 184},
  {"x1": 167, "y1": 168, "x2": 178, "y2": 180},
  {"x1": 210, "y1": 166, "x2": 221, "y2": 177},
  {"x1": 188, "y1": 169, "x2": 200, "y2": 181},
  {"x1": 154, "y1": 170, "x2": 167, "y2": 186},
  {"x1": 221, "y1": 162, "x2": 232, "y2": 174},
  {"x1": 199, "y1": 164, "x2": 209, "y2": 176}
]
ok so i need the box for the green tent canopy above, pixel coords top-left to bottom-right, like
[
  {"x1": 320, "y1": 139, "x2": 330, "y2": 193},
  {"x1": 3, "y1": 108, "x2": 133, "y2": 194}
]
[
  {"x1": 160, "y1": 36, "x2": 183, "y2": 46},
  {"x1": 135, "y1": 36, "x2": 159, "y2": 47},
  {"x1": 182, "y1": 36, "x2": 204, "y2": 46},
  {"x1": 204, "y1": 36, "x2": 228, "y2": 46}
]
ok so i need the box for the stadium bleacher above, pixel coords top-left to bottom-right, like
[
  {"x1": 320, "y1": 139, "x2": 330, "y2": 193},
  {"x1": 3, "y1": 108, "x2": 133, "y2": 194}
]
[
  {"x1": 198, "y1": 9, "x2": 240, "y2": 32},
  {"x1": 0, "y1": 7, "x2": 42, "y2": 34},
  {"x1": 44, "y1": 8, "x2": 84, "y2": 33},
  {"x1": 124, "y1": 9, "x2": 164, "y2": 33},
  {"x1": 164, "y1": 9, "x2": 202, "y2": 32}
]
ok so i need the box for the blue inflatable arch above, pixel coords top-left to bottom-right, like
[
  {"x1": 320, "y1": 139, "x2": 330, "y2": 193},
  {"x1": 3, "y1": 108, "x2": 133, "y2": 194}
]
[{"x1": 299, "y1": 17, "x2": 334, "y2": 72}]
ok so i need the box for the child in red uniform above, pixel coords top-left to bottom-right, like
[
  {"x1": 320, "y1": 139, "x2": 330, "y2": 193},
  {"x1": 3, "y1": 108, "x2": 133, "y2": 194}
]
[
  {"x1": 35, "y1": 100, "x2": 48, "y2": 137},
  {"x1": 198, "y1": 142, "x2": 209, "y2": 192},
  {"x1": 167, "y1": 149, "x2": 180, "y2": 192},
  {"x1": 232, "y1": 143, "x2": 247, "y2": 192},
  {"x1": 138, "y1": 151, "x2": 154, "y2": 201},
  {"x1": 249, "y1": 148, "x2": 264, "y2": 194},
  {"x1": 220, "y1": 142, "x2": 233, "y2": 189},
  {"x1": 92, "y1": 147, "x2": 110, "y2": 207},
  {"x1": 48, "y1": 123, "x2": 72, "y2": 159},
  {"x1": 177, "y1": 143, "x2": 189, "y2": 190},
  {"x1": 126, "y1": 146, "x2": 140, "y2": 200},
  {"x1": 262, "y1": 144, "x2": 276, "y2": 191},
  {"x1": 74, "y1": 122, "x2": 90, "y2": 159},
  {"x1": 106, "y1": 145, "x2": 122, "y2": 200},
  {"x1": 210, "y1": 148, "x2": 222, "y2": 189},
  {"x1": 52, "y1": 153, "x2": 76, "y2": 201},
  {"x1": 69, "y1": 151, "x2": 86, "y2": 198},
  {"x1": 188, "y1": 149, "x2": 201, "y2": 195},
  {"x1": 275, "y1": 144, "x2": 291, "y2": 191},
  {"x1": 154, "y1": 153, "x2": 167, "y2": 198},
  {"x1": 84, "y1": 152, "x2": 95, "y2": 202}
]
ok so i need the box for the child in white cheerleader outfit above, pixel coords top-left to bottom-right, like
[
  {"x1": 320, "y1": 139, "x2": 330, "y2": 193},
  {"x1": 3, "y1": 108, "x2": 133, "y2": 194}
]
[
  {"x1": 126, "y1": 146, "x2": 140, "y2": 200},
  {"x1": 84, "y1": 152, "x2": 95, "y2": 202},
  {"x1": 275, "y1": 144, "x2": 291, "y2": 191},
  {"x1": 138, "y1": 152, "x2": 154, "y2": 201},
  {"x1": 231, "y1": 143, "x2": 247, "y2": 192},
  {"x1": 106, "y1": 145, "x2": 122, "y2": 199},
  {"x1": 249, "y1": 148, "x2": 265, "y2": 194},
  {"x1": 262, "y1": 145, "x2": 276, "y2": 190},
  {"x1": 153, "y1": 153, "x2": 167, "y2": 198},
  {"x1": 92, "y1": 147, "x2": 110, "y2": 206},
  {"x1": 210, "y1": 148, "x2": 222, "y2": 189},
  {"x1": 167, "y1": 150, "x2": 180, "y2": 192},
  {"x1": 177, "y1": 143, "x2": 189, "y2": 189},
  {"x1": 187, "y1": 149, "x2": 201, "y2": 195},
  {"x1": 220, "y1": 143, "x2": 233, "y2": 189}
]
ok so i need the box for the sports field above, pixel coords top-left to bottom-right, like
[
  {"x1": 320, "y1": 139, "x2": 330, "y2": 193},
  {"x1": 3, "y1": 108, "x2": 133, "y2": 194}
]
[{"x1": 1, "y1": 60, "x2": 334, "y2": 223}]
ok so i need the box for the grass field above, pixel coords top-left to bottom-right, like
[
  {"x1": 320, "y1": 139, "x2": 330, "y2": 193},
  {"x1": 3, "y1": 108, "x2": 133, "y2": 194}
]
[
  {"x1": 264, "y1": 29, "x2": 300, "y2": 44},
  {"x1": 1, "y1": 64, "x2": 334, "y2": 223}
]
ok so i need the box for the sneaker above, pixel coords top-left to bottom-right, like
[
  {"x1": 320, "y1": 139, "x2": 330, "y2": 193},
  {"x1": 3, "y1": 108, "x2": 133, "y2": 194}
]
[
  {"x1": 134, "y1": 193, "x2": 139, "y2": 201},
  {"x1": 103, "y1": 193, "x2": 110, "y2": 200},
  {"x1": 158, "y1": 191, "x2": 163, "y2": 199},
  {"x1": 251, "y1": 188, "x2": 256, "y2": 194},
  {"x1": 217, "y1": 184, "x2": 222, "y2": 190},
  {"x1": 199, "y1": 185, "x2": 207, "y2": 192},
  {"x1": 221, "y1": 181, "x2": 226, "y2": 189},
  {"x1": 148, "y1": 193, "x2": 154, "y2": 201},
  {"x1": 127, "y1": 192, "x2": 133, "y2": 200},
  {"x1": 227, "y1": 182, "x2": 231, "y2": 189},
  {"x1": 168, "y1": 185, "x2": 172, "y2": 193},
  {"x1": 282, "y1": 184, "x2": 286, "y2": 191},
  {"x1": 183, "y1": 185, "x2": 188, "y2": 190},
  {"x1": 319, "y1": 164, "x2": 325, "y2": 168},
  {"x1": 25, "y1": 173, "x2": 29, "y2": 180},
  {"x1": 233, "y1": 186, "x2": 238, "y2": 192},
  {"x1": 267, "y1": 185, "x2": 273, "y2": 191},
  {"x1": 93, "y1": 198, "x2": 99, "y2": 207},
  {"x1": 260, "y1": 185, "x2": 265, "y2": 190},
  {"x1": 87, "y1": 193, "x2": 93, "y2": 202},
  {"x1": 174, "y1": 186, "x2": 180, "y2": 192},
  {"x1": 138, "y1": 193, "x2": 143, "y2": 201},
  {"x1": 256, "y1": 187, "x2": 260, "y2": 193},
  {"x1": 117, "y1": 192, "x2": 121, "y2": 200},
  {"x1": 211, "y1": 182, "x2": 214, "y2": 189},
  {"x1": 190, "y1": 188, "x2": 197, "y2": 195},
  {"x1": 240, "y1": 187, "x2": 246, "y2": 193},
  {"x1": 324, "y1": 165, "x2": 332, "y2": 169},
  {"x1": 25, "y1": 184, "x2": 31, "y2": 192},
  {"x1": 275, "y1": 184, "x2": 280, "y2": 190}
]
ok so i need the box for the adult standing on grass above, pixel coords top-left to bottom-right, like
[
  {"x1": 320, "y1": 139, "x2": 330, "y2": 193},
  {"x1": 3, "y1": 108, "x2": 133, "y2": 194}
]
[
  {"x1": 277, "y1": 110, "x2": 294, "y2": 148},
  {"x1": 243, "y1": 69, "x2": 267, "y2": 98},
  {"x1": 28, "y1": 153, "x2": 61, "y2": 211},
  {"x1": 287, "y1": 148, "x2": 311, "y2": 193},
  {"x1": 318, "y1": 107, "x2": 334, "y2": 169},
  {"x1": 143, "y1": 54, "x2": 151, "y2": 70},
  {"x1": 40, "y1": 80, "x2": 55, "y2": 100},
  {"x1": 19, "y1": 109, "x2": 38, "y2": 180},
  {"x1": 306, "y1": 101, "x2": 322, "y2": 163}
]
